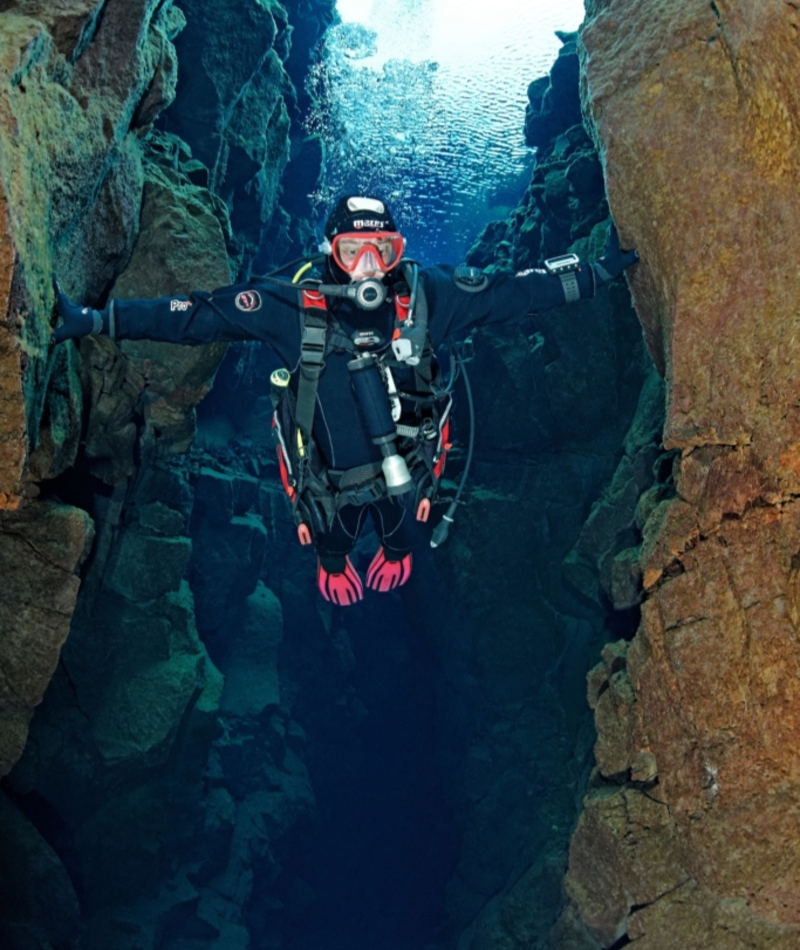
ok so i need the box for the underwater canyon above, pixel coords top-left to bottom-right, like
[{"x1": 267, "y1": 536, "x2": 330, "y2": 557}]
[{"x1": 0, "y1": 1, "x2": 799, "y2": 949}]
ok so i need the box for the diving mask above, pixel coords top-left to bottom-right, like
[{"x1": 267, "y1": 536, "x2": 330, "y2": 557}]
[{"x1": 330, "y1": 232, "x2": 405, "y2": 276}]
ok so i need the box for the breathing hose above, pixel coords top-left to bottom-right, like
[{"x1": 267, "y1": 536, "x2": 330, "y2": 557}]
[
  {"x1": 292, "y1": 261, "x2": 315, "y2": 283},
  {"x1": 430, "y1": 342, "x2": 475, "y2": 548},
  {"x1": 251, "y1": 254, "x2": 327, "y2": 283}
]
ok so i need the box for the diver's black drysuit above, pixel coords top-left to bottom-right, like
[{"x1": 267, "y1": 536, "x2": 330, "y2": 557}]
[{"x1": 107, "y1": 264, "x2": 580, "y2": 560}]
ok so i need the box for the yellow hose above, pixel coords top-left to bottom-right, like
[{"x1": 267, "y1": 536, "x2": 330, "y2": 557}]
[{"x1": 292, "y1": 261, "x2": 314, "y2": 283}]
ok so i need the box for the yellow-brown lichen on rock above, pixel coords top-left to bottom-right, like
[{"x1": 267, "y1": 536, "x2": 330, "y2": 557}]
[
  {"x1": 581, "y1": 0, "x2": 800, "y2": 491},
  {"x1": 0, "y1": 1, "x2": 187, "y2": 778},
  {"x1": 560, "y1": 1, "x2": 800, "y2": 947},
  {"x1": 0, "y1": 191, "x2": 26, "y2": 507},
  {"x1": 566, "y1": 784, "x2": 688, "y2": 946},
  {"x1": 586, "y1": 641, "x2": 637, "y2": 779},
  {"x1": 0, "y1": 5, "x2": 175, "y2": 468},
  {"x1": 631, "y1": 502, "x2": 800, "y2": 907}
]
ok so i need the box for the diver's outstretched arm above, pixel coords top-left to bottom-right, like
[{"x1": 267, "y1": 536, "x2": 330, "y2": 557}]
[
  {"x1": 51, "y1": 277, "x2": 294, "y2": 348},
  {"x1": 425, "y1": 222, "x2": 639, "y2": 345}
]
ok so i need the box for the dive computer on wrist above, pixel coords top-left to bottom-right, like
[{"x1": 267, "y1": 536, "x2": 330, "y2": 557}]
[{"x1": 544, "y1": 253, "x2": 581, "y2": 303}]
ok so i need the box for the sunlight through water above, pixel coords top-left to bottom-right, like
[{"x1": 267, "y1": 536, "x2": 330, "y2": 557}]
[{"x1": 308, "y1": 0, "x2": 585, "y2": 263}]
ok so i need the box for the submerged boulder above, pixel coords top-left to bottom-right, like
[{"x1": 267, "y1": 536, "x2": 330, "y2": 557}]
[
  {"x1": 0, "y1": 789, "x2": 81, "y2": 950},
  {"x1": 218, "y1": 581, "x2": 284, "y2": 717},
  {"x1": 159, "y1": 0, "x2": 295, "y2": 275},
  {"x1": 526, "y1": 32, "x2": 584, "y2": 150}
]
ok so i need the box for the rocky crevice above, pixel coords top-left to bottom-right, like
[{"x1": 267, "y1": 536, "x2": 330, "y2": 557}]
[
  {"x1": 4, "y1": 3, "x2": 774, "y2": 948},
  {"x1": 395, "y1": 33, "x2": 655, "y2": 950}
]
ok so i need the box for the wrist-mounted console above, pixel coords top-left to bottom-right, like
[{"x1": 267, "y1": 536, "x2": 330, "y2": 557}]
[{"x1": 544, "y1": 253, "x2": 581, "y2": 303}]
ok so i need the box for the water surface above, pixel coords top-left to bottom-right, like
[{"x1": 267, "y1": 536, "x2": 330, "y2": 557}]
[{"x1": 308, "y1": 0, "x2": 585, "y2": 262}]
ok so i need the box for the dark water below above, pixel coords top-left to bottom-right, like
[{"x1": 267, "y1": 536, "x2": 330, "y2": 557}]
[{"x1": 277, "y1": 596, "x2": 454, "y2": 950}]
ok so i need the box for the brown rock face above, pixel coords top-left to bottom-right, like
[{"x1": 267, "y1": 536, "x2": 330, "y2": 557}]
[
  {"x1": 583, "y1": 0, "x2": 800, "y2": 473},
  {"x1": 561, "y1": 1, "x2": 800, "y2": 946},
  {"x1": 0, "y1": 195, "x2": 26, "y2": 509},
  {"x1": 0, "y1": 2, "x2": 188, "y2": 775},
  {"x1": 0, "y1": 2, "x2": 184, "y2": 499},
  {"x1": 0, "y1": 503, "x2": 93, "y2": 775}
]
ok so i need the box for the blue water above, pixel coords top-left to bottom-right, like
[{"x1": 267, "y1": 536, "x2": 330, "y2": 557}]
[
  {"x1": 280, "y1": 600, "x2": 454, "y2": 950},
  {"x1": 306, "y1": 0, "x2": 585, "y2": 264},
  {"x1": 200, "y1": 5, "x2": 590, "y2": 948},
  {"x1": 279, "y1": 7, "x2": 589, "y2": 947}
]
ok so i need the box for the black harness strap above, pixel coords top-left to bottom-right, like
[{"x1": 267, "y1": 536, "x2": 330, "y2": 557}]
[
  {"x1": 410, "y1": 276, "x2": 434, "y2": 393},
  {"x1": 294, "y1": 310, "x2": 327, "y2": 445}
]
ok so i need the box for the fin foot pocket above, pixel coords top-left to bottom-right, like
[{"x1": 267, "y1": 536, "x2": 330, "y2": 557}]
[
  {"x1": 317, "y1": 555, "x2": 364, "y2": 605},
  {"x1": 366, "y1": 548, "x2": 413, "y2": 592}
]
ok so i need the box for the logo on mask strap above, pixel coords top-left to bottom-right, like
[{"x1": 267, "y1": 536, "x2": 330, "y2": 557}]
[
  {"x1": 170, "y1": 299, "x2": 193, "y2": 311},
  {"x1": 352, "y1": 218, "x2": 386, "y2": 230},
  {"x1": 235, "y1": 291, "x2": 262, "y2": 312}
]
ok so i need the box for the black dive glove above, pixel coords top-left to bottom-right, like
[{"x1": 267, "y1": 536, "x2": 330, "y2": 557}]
[
  {"x1": 52, "y1": 276, "x2": 108, "y2": 343},
  {"x1": 593, "y1": 224, "x2": 639, "y2": 282}
]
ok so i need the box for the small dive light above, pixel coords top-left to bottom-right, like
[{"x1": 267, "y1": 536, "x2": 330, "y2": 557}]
[{"x1": 269, "y1": 367, "x2": 291, "y2": 408}]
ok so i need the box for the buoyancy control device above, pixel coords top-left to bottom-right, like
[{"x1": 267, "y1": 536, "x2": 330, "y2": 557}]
[{"x1": 259, "y1": 258, "x2": 473, "y2": 548}]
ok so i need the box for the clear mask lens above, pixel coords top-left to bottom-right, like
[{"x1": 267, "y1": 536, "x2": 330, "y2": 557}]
[{"x1": 331, "y1": 232, "x2": 404, "y2": 274}]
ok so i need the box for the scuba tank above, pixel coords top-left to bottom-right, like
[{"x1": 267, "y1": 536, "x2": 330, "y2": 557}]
[{"x1": 348, "y1": 354, "x2": 414, "y2": 496}]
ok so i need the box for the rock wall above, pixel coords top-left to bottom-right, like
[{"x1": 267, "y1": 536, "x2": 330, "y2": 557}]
[
  {"x1": 0, "y1": 0, "x2": 185, "y2": 784},
  {"x1": 5, "y1": 4, "x2": 761, "y2": 948},
  {"x1": 556, "y1": 2, "x2": 800, "y2": 947},
  {"x1": 0, "y1": 2, "x2": 333, "y2": 948}
]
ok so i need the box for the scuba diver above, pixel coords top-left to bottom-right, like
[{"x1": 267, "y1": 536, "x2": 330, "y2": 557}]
[{"x1": 53, "y1": 195, "x2": 638, "y2": 606}]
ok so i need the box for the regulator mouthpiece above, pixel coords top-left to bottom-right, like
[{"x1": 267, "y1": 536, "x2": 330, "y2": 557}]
[
  {"x1": 310, "y1": 279, "x2": 387, "y2": 311},
  {"x1": 352, "y1": 278, "x2": 387, "y2": 310}
]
